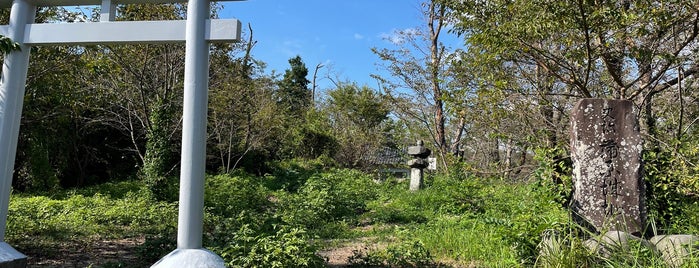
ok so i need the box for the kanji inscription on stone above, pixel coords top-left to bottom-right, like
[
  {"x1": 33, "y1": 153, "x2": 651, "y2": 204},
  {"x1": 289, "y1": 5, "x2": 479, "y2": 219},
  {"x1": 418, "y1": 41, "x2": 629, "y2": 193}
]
[{"x1": 570, "y1": 99, "x2": 645, "y2": 235}]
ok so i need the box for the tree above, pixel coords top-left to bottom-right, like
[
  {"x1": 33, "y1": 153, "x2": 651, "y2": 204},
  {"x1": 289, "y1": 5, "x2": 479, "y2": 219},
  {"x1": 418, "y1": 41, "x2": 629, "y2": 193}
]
[
  {"x1": 77, "y1": 3, "x2": 190, "y2": 198},
  {"x1": 444, "y1": 0, "x2": 699, "y2": 145},
  {"x1": 274, "y1": 55, "x2": 337, "y2": 160},
  {"x1": 9, "y1": 7, "x2": 137, "y2": 189},
  {"x1": 324, "y1": 83, "x2": 392, "y2": 168},
  {"x1": 208, "y1": 24, "x2": 286, "y2": 174},
  {"x1": 277, "y1": 55, "x2": 311, "y2": 117},
  {"x1": 425, "y1": 0, "x2": 699, "y2": 179},
  {"x1": 372, "y1": 0, "x2": 458, "y2": 169},
  {"x1": 441, "y1": 0, "x2": 699, "y2": 222}
]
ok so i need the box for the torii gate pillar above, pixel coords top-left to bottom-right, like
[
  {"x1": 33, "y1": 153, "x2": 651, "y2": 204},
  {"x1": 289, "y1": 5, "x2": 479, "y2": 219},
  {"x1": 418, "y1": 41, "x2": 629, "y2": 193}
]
[
  {"x1": 0, "y1": 0, "x2": 35, "y2": 266},
  {"x1": 152, "y1": 0, "x2": 222, "y2": 266},
  {"x1": 0, "y1": 0, "x2": 243, "y2": 267}
]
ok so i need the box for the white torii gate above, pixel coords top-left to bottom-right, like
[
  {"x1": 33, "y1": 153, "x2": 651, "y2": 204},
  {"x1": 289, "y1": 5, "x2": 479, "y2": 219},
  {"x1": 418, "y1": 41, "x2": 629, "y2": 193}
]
[{"x1": 0, "y1": 0, "x2": 242, "y2": 267}]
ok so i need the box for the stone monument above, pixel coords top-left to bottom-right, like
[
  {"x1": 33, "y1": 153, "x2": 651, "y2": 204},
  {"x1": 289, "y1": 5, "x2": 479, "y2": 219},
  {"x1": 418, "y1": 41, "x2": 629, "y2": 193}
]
[
  {"x1": 570, "y1": 99, "x2": 645, "y2": 235},
  {"x1": 407, "y1": 140, "x2": 431, "y2": 191}
]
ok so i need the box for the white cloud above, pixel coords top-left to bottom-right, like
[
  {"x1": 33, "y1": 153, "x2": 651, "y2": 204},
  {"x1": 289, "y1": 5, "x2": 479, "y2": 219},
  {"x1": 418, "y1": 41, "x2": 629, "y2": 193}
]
[
  {"x1": 354, "y1": 33, "x2": 364, "y2": 40},
  {"x1": 280, "y1": 39, "x2": 304, "y2": 57},
  {"x1": 379, "y1": 28, "x2": 420, "y2": 45}
]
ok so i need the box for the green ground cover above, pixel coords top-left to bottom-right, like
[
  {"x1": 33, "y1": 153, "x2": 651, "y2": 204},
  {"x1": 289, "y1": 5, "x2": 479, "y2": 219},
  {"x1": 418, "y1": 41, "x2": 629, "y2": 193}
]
[{"x1": 5, "y1": 160, "x2": 699, "y2": 267}]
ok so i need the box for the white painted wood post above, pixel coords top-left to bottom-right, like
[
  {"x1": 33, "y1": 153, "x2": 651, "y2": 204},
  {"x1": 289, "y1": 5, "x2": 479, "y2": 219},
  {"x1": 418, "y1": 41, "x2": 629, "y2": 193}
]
[
  {"x1": 151, "y1": 0, "x2": 227, "y2": 266},
  {"x1": 178, "y1": 0, "x2": 210, "y2": 250},
  {"x1": 100, "y1": 0, "x2": 116, "y2": 22},
  {"x1": 0, "y1": 0, "x2": 36, "y2": 265},
  {"x1": 0, "y1": 0, "x2": 35, "y2": 241}
]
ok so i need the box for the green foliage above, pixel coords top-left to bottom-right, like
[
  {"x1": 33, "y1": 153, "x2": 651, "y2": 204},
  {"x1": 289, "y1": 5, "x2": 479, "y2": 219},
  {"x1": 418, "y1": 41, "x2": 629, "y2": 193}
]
[
  {"x1": 463, "y1": 180, "x2": 567, "y2": 265},
  {"x1": 277, "y1": 55, "x2": 311, "y2": 116},
  {"x1": 0, "y1": 35, "x2": 20, "y2": 54},
  {"x1": 7, "y1": 163, "x2": 699, "y2": 267},
  {"x1": 534, "y1": 228, "x2": 679, "y2": 268},
  {"x1": 367, "y1": 174, "x2": 483, "y2": 225},
  {"x1": 142, "y1": 101, "x2": 178, "y2": 201},
  {"x1": 264, "y1": 157, "x2": 332, "y2": 192},
  {"x1": 138, "y1": 233, "x2": 177, "y2": 263},
  {"x1": 20, "y1": 137, "x2": 60, "y2": 191},
  {"x1": 644, "y1": 143, "x2": 699, "y2": 233},
  {"x1": 600, "y1": 239, "x2": 666, "y2": 267},
  {"x1": 276, "y1": 169, "x2": 378, "y2": 232},
  {"x1": 532, "y1": 147, "x2": 573, "y2": 207},
  {"x1": 366, "y1": 170, "x2": 568, "y2": 266},
  {"x1": 414, "y1": 217, "x2": 520, "y2": 266},
  {"x1": 205, "y1": 173, "x2": 271, "y2": 217},
  {"x1": 202, "y1": 183, "x2": 323, "y2": 267},
  {"x1": 324, "y1": 83, "x2": 396, "y2": 169},
  {"x1": 275, "y1": 107, "x2": 339, "y2": 161},
  {"x1": 347, "y1": 239, "x2": 438, "y2": 268},
  {"x1": 6, "y1": 182, "x2": 176, "y2": 248},
  {"x1": 207, "y1": 39, "x2": 286, "y2": 174},
  {"x1": 297, "y1": 110, "x2": 339, "y2": 159},
  {"x1": 327, "y1": 83, "x2": 389, "y2": 131},
  {"x1": 218, "y1": 225, "x2": 325, "y2": 268}
]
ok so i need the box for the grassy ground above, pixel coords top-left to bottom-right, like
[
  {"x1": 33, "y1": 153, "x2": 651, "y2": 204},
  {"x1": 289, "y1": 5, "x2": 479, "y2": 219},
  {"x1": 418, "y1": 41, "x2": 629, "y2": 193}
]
[{"x1": 5, "y1": 164, "x2": 699, "y2": 267}]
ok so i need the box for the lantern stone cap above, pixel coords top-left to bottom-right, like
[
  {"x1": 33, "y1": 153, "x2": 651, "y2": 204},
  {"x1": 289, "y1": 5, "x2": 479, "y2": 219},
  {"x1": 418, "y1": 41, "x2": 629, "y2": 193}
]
[
  {"x1": 0, "y1": 0, "x2": 244, "y2": 8},
  {"x1": 407, "y1": 140, "x2": 431, "y2": 158}
]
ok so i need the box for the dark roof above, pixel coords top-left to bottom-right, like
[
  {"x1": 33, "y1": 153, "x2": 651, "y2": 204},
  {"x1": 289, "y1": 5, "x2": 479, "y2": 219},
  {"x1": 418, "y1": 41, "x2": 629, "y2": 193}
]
[{"x1": 363, "y1": 146, "x2": 408, "y2": 166}]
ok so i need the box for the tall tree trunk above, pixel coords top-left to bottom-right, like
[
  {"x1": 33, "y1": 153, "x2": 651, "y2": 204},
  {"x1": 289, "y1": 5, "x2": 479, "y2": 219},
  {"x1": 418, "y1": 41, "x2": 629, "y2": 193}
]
[
  {"x1": 644, "y1": 92, "x2": 659, "y2": 150},
  {"x1": 429, "y1": 1, "x2": 447, "y2": 155},
  {"x1": 490, "y1": 138, "x2": 500, "y2": 164},
  {"x1": 450, "y1": 116, "x2": 466, "y2": 156},
  {"x1": 638, "y1": 48, "x2": 658, "y2": 150},
  {"x1": 312, "y1": 63, "x2": 323, "y2": 105},
  {"x1": 535, "y1": 61, "x2": 557, "y2": 147}
]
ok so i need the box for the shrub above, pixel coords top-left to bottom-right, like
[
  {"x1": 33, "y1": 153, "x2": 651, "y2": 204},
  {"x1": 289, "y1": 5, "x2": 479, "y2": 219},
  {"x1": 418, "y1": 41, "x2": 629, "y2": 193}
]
[
  {"x1": 644, "y1": 147, "x2": 699, "y2": 233},
  {"x1": 347, "y1": 239, "x2": 438, "y2": 267},
  {"x1": 6, "y1": 188, "x2": 176, "y2": 242},
  {"x1": 264, "y1": 158, "x2": 331, "y2": 192},
  {"x1": 276, "y1": 169, "x2": 378, "y2": 230},
  {"x1": 217, "y1": 225, "x2": 325, "y2": 268},
  {"x1": 532, "y1": 147, "x2": 572, "y2": 207},
  {"x1": 205, "y1": 173, "x2": 271, "y2": 217}
]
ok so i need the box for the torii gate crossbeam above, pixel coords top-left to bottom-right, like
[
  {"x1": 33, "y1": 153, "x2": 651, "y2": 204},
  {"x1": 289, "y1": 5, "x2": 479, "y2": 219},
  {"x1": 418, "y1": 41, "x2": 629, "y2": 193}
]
[{"x1": 0, "y1": 0, "x2": 243, "y2": 267}]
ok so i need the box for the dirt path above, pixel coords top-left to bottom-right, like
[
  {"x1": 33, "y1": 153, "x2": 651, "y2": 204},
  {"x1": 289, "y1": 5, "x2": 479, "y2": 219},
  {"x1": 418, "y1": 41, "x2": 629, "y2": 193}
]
[
  {"x1": 318, "y1": 241, "x2": 370, "y2": 267},
  {"x1": 21, "y1": 237, "x2": 147, "y2": 268}
]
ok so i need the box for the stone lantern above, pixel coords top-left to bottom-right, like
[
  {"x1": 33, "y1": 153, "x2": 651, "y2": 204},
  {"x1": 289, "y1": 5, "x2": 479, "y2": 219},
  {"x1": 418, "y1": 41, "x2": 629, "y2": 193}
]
[{"x1": 407, "y1": 140, "x2": 431, "y2": 191}]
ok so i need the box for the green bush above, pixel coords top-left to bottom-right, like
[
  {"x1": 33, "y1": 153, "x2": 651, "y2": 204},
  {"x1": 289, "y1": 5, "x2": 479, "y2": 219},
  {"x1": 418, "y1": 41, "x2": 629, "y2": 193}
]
[
  {"x1": 7, "y1": 188, "x2": 176, "y2": 242},
  {"x1": 205, "y1": 173, "x2": 271, "y2": 217},
  {"x1": 365, "y1": 170, "x2": 568, "y2": 266},
  {"x1": 6, "y1": 183, "x2": 177, "y2": 265},
  {"x1": 413, "y1": 216, "x2": 520, "y2": 267},
  {"x1": 532, "y1": 147, "x2": 572, "y2": 207},
  {"x1": 142, "y1": 102, "x2": 178, "y2": 202},
  {"x1": 217, "y1": 225, "x2": 325, "y2": 268},
  {"x1": 347, "y1": 239, "x2": 438, "y2": 267},
  {"x1": 276, "y1": 169, "x2": 378, "y2": 231},
  {"x1": 264, "y1": 158, "x2": 331, "y2": 192},
  {"x1": 644, "y1": 147, "x2": 699, "y2": 233}
]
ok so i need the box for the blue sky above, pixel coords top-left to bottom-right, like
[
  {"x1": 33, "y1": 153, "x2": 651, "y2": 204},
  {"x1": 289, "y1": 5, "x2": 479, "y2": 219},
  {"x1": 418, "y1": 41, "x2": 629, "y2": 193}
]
[{"x1": 217, "y1": 0, "x2": 460, "y2": 91}]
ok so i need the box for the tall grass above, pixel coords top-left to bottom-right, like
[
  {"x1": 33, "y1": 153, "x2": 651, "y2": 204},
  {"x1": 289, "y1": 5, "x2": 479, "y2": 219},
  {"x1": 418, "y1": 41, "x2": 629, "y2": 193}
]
[
  {"x1": 5, "y1": 164, "x2": 699, "y2": 267},
  {"x1": 362, "y1": 174, "x2": 570, "y2": 267}
]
